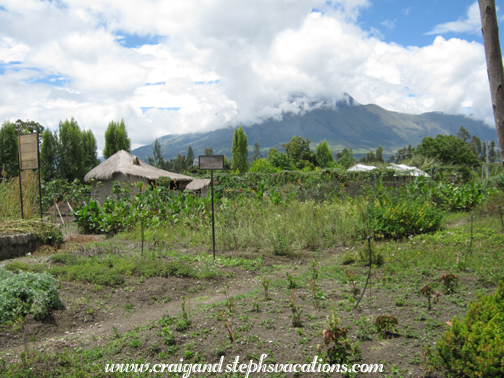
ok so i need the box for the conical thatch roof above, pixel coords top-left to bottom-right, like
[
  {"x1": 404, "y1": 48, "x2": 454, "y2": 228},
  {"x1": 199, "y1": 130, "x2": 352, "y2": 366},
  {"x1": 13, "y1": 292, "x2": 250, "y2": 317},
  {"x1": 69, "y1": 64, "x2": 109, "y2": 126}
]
[{"x1": 84, "y1": 150, "x2": 193, "y2": 182}]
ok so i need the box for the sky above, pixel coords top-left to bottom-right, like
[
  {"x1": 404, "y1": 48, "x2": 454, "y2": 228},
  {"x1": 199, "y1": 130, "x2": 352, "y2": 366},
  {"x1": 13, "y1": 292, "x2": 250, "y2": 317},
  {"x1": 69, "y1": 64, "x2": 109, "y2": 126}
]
[{"x1": 0, "y1": 0, "x2": 503, "y2": 155}]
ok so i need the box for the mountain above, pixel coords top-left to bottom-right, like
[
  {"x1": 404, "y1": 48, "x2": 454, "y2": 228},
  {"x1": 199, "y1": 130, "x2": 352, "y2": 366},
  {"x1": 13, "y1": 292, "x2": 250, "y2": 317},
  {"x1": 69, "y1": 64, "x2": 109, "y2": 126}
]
[{"x1": 131, "y1": 99, "x2": 497, "y2": 161}]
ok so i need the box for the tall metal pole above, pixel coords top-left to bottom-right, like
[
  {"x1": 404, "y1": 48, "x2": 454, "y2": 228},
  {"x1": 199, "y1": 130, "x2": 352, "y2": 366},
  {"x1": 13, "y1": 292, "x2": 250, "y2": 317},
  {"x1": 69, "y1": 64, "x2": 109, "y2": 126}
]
[
  {"x1": 18, "y1": 168, "x2": 24, "y2": 220},
  {"x1": 211, "y1": 169, "x2": 216, "y2": 260}
]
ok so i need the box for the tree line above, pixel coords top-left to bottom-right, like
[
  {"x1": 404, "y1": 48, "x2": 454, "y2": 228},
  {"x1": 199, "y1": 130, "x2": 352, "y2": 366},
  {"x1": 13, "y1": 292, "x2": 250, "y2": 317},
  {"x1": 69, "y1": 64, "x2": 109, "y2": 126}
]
[{"x1": 0, "y1": 118, "x2": 131, "y2": 182}]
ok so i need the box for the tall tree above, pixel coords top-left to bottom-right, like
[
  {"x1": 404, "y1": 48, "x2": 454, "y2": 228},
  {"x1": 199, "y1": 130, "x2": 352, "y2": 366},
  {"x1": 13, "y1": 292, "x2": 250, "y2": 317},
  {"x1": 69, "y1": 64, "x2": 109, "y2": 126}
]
[
  {"x1": 204, "y1": 147, "x2": 213, "y2": 156},
  {"x1": 376, "y1": 146, "x2": 384, "y2": 163},
  {"x1": 457, "y1": 126, "x2": 471, "y2": 143},
  {"x1": 0, "y1": 120, "x2": 18, "y2": 178},
  {"x1": 173, "y1": 153, "x2": 186, "y2": 173},
  {"x1": 282, "y1": 136, "x2": 316, "y2": 168},
  {"x1": 479, "y1": 0, "x2": 504, "y2": 166},
  {"x1": 82, "y1": 129, "x2": 100, "y2": 173},
  {"x1": 103, "y1": 119, "x2": 131, "y2": 159},
  {"x1": 315, "y1": 139, "x2": 334, "y2": 167},
  {"x1": 252, "y1": 142, "x2": 262, "y2": 162},
  {"x1": 186, "y1": 146, "x2": 194, "y2": 167},
  {"x1": 40, "y1": 129, "x2": 59, "y2": 181},
  {"x1": 148, "y1": 138, "x2": 165, "y2": 169},
  {"x1": 416, "y1": 135, "x2": 479, "y2": 166},
  {"x1": 231, "y1": 126, "x2": 249, "y2": 173},
  {"x1": 335, "y1": 148, "x2": 355, "y2": 169},
  {"x1": 58, "y1": 118, "x2": 84, "y2": 181}
]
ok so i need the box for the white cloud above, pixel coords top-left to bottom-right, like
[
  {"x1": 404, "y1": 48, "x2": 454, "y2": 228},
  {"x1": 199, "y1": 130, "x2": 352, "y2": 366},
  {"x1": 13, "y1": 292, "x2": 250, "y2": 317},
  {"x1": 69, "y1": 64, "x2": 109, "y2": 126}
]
[
  {"x1": 0, "y1": 0, "x2": 496, "y2": 156},
  {"x1": 426, "y1": 2, "x2": 481, "y2": 35}
]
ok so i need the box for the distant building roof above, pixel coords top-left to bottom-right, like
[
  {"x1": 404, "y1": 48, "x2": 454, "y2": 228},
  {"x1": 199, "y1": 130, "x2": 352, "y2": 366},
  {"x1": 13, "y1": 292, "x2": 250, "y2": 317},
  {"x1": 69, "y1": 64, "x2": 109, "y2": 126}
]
[
  {"x1": 84, "y1": 150, "x2": 193, "y2": 182},
  {"x1": 347, "y1": 164, "x2": 378, "y2": 172},
  {"x1": 388, "y1": 163, "x2": 430, "y2": 177}
]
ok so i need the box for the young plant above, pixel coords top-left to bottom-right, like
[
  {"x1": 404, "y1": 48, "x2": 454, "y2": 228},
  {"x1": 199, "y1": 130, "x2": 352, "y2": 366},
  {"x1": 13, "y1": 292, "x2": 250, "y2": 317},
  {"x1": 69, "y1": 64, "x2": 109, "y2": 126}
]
[
  {"x1": 310, "y1": 261, "x2": 319, "y2": 280},
  {"x1": 289, "y1": 290, "x2": 303, "y2": 327},
  {"x1": 439, "y1": 273, "x2": 459, "y2": 293},
  {"x1": 160, "y1": 326, "x2": 175, "y2": 346},
  {"x1": 261, "y1": 279, "x2": 270, "y2": 300},
  {"x1": 286, "y1": 272, "x2": 298, "y2": 289},
  {"x1": 375, "y1": 315, "x2": 399, "y2": 338},
  {"x1": 344, "y1": 268, "x2": 360, "y2": 298},
  {"x1": 419, "y1": 285, "x2": 435, "y2": 310},
  {"x1": 222, "y1": 285, "x2": 235, "y2": 312},
  {"x1": 318, "y1": 302, "x2": 361, "y2": 364},
  {"x1": 181, "y1": 296, "x2": 191, "y2": 321},
  {"x1": 308, "y1": 279, "x2": 325, "y2": 309}
]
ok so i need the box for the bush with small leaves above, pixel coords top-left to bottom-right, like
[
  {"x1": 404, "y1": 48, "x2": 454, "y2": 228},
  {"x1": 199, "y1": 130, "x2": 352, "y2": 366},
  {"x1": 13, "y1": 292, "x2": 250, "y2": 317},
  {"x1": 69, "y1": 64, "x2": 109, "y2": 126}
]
[
  {"x1": 425, "y1": 281, "x2": 504, "y2": 377},
  {"x1": 0, "y1": 266, "x2": 63, "y2": 324}
]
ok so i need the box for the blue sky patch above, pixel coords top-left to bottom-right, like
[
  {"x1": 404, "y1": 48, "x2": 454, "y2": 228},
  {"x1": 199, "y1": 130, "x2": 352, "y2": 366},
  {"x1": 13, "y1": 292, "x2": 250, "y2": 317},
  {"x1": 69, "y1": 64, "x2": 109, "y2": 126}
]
[
  {"x1": 25, "y1": 74, "x2": 70, "y2": 87},
  {"x1": 115, "y1": 32, "x2": 163, "y2": 48},
  {"x1": 145, "y1": 82, "x2": 166, "y2": 86},
  {"x1": 0, "y1": 61, "x2": 22, "y2": 74},
  {"x1": 141, "y1": 107, "x2": 180, "y2": 114},
  {"x1": 193, "y1": 80, "x2": 220, "y2": 85},
  {"x1": 357, "y1": 0, "x2": 498, "y2": 48}
]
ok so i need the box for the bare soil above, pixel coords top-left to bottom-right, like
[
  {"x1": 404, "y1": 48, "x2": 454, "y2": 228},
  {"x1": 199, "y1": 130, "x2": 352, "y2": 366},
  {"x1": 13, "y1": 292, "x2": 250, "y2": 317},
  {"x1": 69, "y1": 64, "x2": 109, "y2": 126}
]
[{"x1": 0, "y1": 231, "x2": 488, "y2": 377}]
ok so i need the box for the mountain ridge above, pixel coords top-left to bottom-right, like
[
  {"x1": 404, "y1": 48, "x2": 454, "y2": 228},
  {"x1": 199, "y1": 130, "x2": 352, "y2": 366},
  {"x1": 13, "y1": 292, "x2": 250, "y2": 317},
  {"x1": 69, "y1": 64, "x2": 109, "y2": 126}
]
[{"x1": 131, "y1": 100, "x2": 497, "y2": 161}]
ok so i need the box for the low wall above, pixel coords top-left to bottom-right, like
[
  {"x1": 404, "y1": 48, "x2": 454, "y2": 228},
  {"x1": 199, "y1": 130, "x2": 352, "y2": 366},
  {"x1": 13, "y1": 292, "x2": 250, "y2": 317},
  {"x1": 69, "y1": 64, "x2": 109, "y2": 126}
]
[{"x1": 0, "y1": 233, "x2": 41, "y2": 261}]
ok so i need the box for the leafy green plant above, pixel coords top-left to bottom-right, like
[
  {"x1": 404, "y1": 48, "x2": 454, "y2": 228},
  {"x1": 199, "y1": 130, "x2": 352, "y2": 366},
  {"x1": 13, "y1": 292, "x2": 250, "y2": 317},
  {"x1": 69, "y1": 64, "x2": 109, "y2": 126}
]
[
  {"x1": 375, "y1": 315, "x2": 399, "y2": 338},
  {"x1": 0, "y1": 267, "x2": 64, "y2": 324},
  {"x1": 419, "y1": 285, "x2": 439, "y2": 310},
  {"x1": 310, "y1": 260, "x2": 319, "y2": 280},
  {"x1": 439, "y1": 273, "x2": 459, "y2": 293},
  {"x1": 286, "y1": 272, "x2": 298, "y2": 289},
  {"x1": 318, "y1": 302, "x2": 361, "y2": 364},
  {"x1": 160, "y1": 326, "x2": 175, "y2": 346},
  {"x1": 222, "y1": 285, "x2": 235, "y2": 312},
  {"x1": 289, "y1": 290, "x2": 303, "y2": 327},
  {"x1": 425, "y1": 281, "x2": 504, "y2": 377},
  {"x1": 367, "y1": 182, "x2": 445, "y2": 239},
  {"x1": 261, "y1": 279, "x2": 270, "y2": 299}
]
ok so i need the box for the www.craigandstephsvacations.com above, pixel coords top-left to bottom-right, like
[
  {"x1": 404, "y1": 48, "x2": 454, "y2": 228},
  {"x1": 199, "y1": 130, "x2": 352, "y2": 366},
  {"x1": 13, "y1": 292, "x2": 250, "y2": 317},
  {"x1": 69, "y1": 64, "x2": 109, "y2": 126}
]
[{"x1": 104, "y1": 355, "x2": 384, "y2": 376}]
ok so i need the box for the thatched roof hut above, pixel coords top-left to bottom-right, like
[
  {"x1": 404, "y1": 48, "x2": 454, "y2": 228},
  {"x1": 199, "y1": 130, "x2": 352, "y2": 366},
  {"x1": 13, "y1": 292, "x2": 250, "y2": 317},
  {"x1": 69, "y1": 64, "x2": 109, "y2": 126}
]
[
  {"x1": 185, "y1": 179, "x2": 211, "y2": 198},
  {"x1": 84, "y1": 150, "x2": 193, "y2": 183},
  {"x1": 84, "y1": 150, "x2": 194, "y2": 202}
]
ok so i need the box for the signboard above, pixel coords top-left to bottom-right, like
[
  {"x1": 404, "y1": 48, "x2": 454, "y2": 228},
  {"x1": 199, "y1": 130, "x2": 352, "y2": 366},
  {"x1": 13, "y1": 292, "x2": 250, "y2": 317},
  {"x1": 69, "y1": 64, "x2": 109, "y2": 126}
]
[
  {"x1": 18, "y1": 133, "x2": 39, "y2": 170},
  {"x1": 199, "y1": 155, "x2": 224, "y2": 170}
]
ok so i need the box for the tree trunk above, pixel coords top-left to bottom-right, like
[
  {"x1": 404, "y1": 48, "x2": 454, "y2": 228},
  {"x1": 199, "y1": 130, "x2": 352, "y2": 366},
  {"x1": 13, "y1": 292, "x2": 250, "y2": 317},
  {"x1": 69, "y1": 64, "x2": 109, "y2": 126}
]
[{"x1": 479, "y1": 0, "x2": 504, "y2": 166}]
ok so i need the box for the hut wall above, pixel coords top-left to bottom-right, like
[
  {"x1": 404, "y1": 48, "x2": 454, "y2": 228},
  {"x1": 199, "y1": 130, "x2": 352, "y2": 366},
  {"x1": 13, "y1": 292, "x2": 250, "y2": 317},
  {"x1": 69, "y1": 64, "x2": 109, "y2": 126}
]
[{"x1": 90, "y1": 173, "x2": 148, "y2": 205}]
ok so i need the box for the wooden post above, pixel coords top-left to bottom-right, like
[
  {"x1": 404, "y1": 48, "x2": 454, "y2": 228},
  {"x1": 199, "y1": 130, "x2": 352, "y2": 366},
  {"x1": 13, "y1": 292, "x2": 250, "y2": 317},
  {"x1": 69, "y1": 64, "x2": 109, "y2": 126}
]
[{"x1": 479, "y1": 0, "x2": 504, "y2": 167}]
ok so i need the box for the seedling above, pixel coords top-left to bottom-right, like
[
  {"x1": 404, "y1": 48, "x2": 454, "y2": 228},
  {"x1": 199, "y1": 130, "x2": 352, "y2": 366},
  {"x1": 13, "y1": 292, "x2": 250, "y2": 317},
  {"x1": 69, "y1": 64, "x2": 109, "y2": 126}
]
[
  {"x1": 419, "y1": 285, "x2": 434, "y2": 310},
  {"x1": 344, "y1": 268, "x2": 360, "y2": 298},
  {"x1": 419, "y1": 285, "x2": 438, "y2": 310},
  {"x1": 289, "y1": 290, "x2": 303, "y2": 327},
  {"x1": 261, "y1": 279, "x2": 270, "y2": 299},
  {"x1": 319, "y1": 302, "x2": 360, "y2": 364},
  {"x1": 439, "y1": 274, "x2": 459, "y2": 293},
  {"x1": 375, "y1": 315, "x2": 399, "y2": 338},
  {"x1": 222, "y1": 285, "x2": 235, "y2": 312},
  {"x1": 181, "y1": 296, "x2": 191, "y2": 321},
  {"x1": 308, "y1": 279, "x2": 326, "y2": 309},
  {"x1": 311, "y1": 261, "x2": 319, "y2": 280},
  {"x1": 286, "y1": 272, "x2": 298, "y2": 289}
]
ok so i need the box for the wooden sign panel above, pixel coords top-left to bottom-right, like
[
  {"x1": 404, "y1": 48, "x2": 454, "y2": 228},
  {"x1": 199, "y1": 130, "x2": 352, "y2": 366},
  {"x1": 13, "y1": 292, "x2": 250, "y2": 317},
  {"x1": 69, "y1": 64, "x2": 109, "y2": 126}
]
[
  {"x1": 18, "y1": 133, "x2": 39, "y2": 170},
  {"x1": 199, "y1": 155, "x2": 224, "y2": 170}
]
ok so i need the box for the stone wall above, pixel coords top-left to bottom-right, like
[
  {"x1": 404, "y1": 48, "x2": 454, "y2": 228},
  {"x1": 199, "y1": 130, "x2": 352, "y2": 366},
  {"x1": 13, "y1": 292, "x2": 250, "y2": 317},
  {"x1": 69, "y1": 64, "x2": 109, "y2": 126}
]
[{"x1": 0, "y1": 233, "x2": 41, "y2": 261}]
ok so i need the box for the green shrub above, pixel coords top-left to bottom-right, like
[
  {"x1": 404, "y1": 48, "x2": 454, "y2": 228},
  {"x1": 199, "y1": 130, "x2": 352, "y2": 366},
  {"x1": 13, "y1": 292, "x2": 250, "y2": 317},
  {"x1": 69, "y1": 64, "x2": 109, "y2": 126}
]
[
  {"x1": 0, "y1": 266, "x2": 63, "y2": 324},
  {"x1": 425, "y1": 281, "x2": 504, "y2": 377},
  {"x1": 357, "y1": 241, "x2": 384, "y2": 266},
  {"x1": 367, "y1": 196, "x2": 445, "y2": 239}
]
